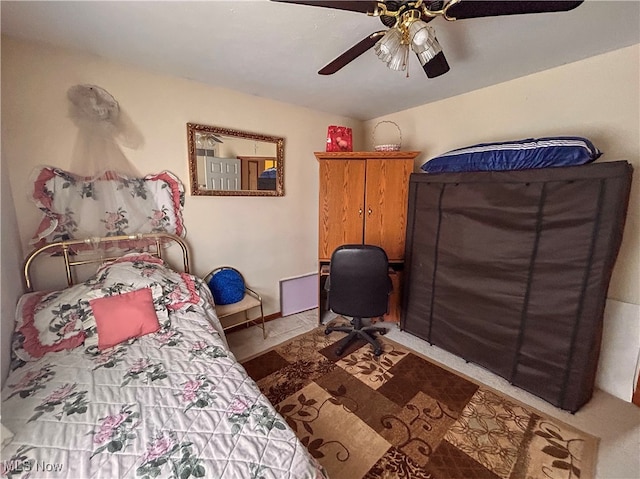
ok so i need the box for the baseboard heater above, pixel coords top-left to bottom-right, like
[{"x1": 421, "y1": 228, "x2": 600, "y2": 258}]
[{"x1": 279, "y1": 272, "x2": 318, "y2": 316}]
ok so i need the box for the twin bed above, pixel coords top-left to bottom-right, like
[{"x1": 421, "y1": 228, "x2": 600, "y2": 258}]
[{"x1": 1, "y1": 233, "x2": 326, "y2": 478}]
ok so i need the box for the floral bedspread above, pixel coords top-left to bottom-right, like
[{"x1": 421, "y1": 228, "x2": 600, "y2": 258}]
[{"x1": 1, "y1": 284, "x2": 325, "y2": 479}]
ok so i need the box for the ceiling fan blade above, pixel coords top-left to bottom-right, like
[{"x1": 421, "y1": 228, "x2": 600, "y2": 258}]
[
  {"x1": 319, "y1": 32, "x2": 383, "y2": 75},
  {"x1": 421, "y1": 51, "x2": 450, "y2": 78},
  {"x1": 270, "y1": 0, "x2": 379, "y2": 14},
  {"x1": 445, "y1": 1, "x2": 583, "y2": 19}
]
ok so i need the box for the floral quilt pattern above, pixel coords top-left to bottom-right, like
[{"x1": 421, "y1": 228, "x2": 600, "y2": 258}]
[{"x1": 2, "y1": 281, "x2": 326, "y2": 479}]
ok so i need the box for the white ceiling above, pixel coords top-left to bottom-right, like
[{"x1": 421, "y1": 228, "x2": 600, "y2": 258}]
[{"x1": 1, "y1": 0, "x2": 639, "y2": 120}]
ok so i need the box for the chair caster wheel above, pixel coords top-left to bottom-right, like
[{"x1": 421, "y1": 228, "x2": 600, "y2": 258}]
[
  {"x1": 324, "y1": 329, "x2": 331, "y2": 335},
  {"x1": 373, "y1": 348, "x2": 383, "y2": 356},
  {"x1": 379, "y1": 329, "x2": 388, "y2": 336}
]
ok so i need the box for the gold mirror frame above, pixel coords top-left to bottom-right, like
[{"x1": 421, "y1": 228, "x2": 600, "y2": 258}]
[{"x1": 187, "y1": 122, "x2": 285, "y2": 197}]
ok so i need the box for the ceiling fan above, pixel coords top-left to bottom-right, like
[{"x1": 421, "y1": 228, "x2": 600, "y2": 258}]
[{"x1": 271, "y1": 0, "x2": 583, "y2": 78}]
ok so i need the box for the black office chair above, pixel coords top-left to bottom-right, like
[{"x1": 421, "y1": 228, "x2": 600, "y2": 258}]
[{"x1": 324, "y1": 244, "x2": 392, "y2": 356}]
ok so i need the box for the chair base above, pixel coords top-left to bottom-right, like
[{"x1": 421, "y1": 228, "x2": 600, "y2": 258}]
[{"x1": 325, "y1": 317, "x2": 386, "y2": 356}]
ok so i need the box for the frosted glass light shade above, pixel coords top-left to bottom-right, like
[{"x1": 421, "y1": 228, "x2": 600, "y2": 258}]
[
  {"x1": 409, "y1": 21, "x2": 442, "y2": 65},
  {"x1": 387, "y1": 44, "x2": 409, "y2": 71},
  {"x1": 374, "y1": 28, "x2": 402, "y2": 63},
  {"x1": 409, "y1": 21, "x2": 433, "y2": 49}
]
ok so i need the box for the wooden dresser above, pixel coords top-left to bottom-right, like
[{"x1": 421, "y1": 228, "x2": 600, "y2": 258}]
[{"x1": 315, "y1": 151, "x2": 420, "y2": 324}]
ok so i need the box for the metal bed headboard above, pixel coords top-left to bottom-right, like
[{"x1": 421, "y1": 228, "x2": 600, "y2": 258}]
[{"x1": 23, "y1": 233, "x2": 190, "y2": 292}]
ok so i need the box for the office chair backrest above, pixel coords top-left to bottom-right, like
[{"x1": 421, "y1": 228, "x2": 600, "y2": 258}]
[{"x1": 329, "y1": 244, "x2": 391, "y2": 318}]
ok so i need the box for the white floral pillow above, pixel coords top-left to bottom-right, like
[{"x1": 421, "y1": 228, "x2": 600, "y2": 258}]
[
  {"x1": 13, "y1": 286, "x2": 89, "y2": 362},
  {"x1": 30, "y1": 167, "x2": 185, "y2": 247},
  {"x1": 94, "y1": 253, "x2": 200, "y2": 312}
]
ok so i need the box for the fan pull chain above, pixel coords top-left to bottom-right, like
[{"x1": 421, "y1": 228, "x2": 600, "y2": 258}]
[{"x1": 405, "y1": 47, "x2": 410, "y2": 78}]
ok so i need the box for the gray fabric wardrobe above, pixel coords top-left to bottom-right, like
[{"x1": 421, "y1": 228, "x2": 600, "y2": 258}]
[{"x1": 401, "y1": 161, "x2": 632, "y2": 412}]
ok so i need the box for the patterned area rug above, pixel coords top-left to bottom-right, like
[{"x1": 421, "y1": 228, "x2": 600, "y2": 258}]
[{"x1": 242, "y1": 319, "x2": 598, "y2": 479}]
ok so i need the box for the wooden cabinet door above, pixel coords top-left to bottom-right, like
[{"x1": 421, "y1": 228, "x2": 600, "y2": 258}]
[
  {"x1": 363, "y1": 159, "x2": 414, "y2": 261},
  {"x1": 318, "y1": 159, "x2": 366, "y2": 260}
]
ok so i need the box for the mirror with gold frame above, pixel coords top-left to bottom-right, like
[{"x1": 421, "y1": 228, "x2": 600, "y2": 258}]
[{"x1": 187, "y1": 123, "x2": 284, "y2": 196}]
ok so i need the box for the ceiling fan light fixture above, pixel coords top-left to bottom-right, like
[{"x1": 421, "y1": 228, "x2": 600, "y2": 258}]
[
  {"x1": 387, "y1": 44, "x2": 409, "y2": 71},
  {"x1": 415, "y1": 44, "x2": 442, "y2": 65},
  {"x1": 374, "y1": 28, "x2": 402, "y2": 63},
  {"x1": 408, "y1": 20, "x2": 432, "y2": 48},
  {"x1": 409, "y1": 21, "x2": 442, "y2": 64}
]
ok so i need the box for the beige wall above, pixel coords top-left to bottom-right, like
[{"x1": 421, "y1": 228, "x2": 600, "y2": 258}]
[
  {"x1": 366, "y1": 44, "x2": 640, "y2": 306},
  {"x1": 1, "y1": 36, "x2": 362, "y2": 315},
  {"x1": 1, "y1": 149, "x2": 24, "y2": 386}
]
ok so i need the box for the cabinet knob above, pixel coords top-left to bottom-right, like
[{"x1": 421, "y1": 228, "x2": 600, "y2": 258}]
[
  {"x1": 368, "y1": 207, "x2": 373, "y2": 216},
  {"x1": 359, "y1": 208, "x2": 363, "y2": 217}
]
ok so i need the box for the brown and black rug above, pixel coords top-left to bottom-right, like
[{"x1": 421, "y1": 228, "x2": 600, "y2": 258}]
[{"x1": 242, "y1": 319, "x2": 598, "y2": 479}]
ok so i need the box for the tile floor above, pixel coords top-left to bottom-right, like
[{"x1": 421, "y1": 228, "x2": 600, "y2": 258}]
[{"x1": 226, "y1": 310, "x2": 640, "y2": 479}]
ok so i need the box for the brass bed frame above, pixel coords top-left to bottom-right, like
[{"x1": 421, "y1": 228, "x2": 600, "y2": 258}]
[{"x1": 23, "y1": 233, "x2": 190, "y2": 292}]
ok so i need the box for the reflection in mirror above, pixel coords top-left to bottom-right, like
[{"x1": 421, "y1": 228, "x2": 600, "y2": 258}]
[{"x1": 187, "y1": 123, "x2": 284, "y2": 196}]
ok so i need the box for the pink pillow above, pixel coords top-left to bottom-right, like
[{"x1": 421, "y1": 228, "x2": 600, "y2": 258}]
[{"x1": 89, "y1": 288, "x2": 160, "y2": 350}]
